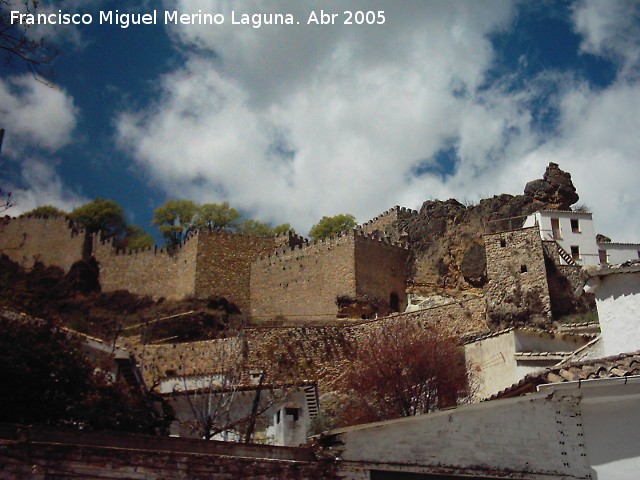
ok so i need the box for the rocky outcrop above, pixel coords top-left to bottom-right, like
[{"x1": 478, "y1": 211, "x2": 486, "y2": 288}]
[
  {"x1": 524, "y1": 162, "x2": 579, "y2": 209},
  {"x1": 399, "y1": 163, "x2": 580, "y2": 294}
]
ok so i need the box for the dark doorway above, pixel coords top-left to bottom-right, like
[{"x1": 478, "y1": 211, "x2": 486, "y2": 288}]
[{"x1": 389, "y1": 292, "x2": 400, "y2": 312}]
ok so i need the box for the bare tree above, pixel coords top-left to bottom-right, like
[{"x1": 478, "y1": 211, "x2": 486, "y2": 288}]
[
  {"x1": 1, "y1": 0, "x2": 57, "y2": 81},
  {"x1": 338, "y1": 320, "x2": 470, "y2": 426}
]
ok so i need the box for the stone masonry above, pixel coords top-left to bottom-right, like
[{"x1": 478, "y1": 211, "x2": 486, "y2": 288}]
[
  {"x1": 484, "y1": 227, "x2": 552, "y2": 326},
  {"x1": 250, "y1": 229, "x2": 408, "y2": 321},
  {"x1": 0, "y1": 215, "x2": 85, "y2": 272}
]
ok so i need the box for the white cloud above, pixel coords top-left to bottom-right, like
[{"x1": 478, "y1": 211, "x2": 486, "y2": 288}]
[
  {"x1": 6, "y1": 158, "x2": 88, "y2": 215},
  {"x1": 0, "y1": 75, "x2": 83, "y2": 215},
  {"x1": 0, "y1": 75, "x2": 78, "y2": 153},
  {"x1": 572, "y1": 0, "x2": 640, "y2": 75},
  {"x1": 116, "y1": 1, "x2": 640, "y2": 243}
]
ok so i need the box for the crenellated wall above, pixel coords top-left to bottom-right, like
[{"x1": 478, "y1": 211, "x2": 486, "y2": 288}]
[
  {"x1": 250, "y1": 230, "x2": 408, "y2": 321},
  {"x1": 0, "y1": 215, "x2": 85, "y2": 272},
  {"x1": 359, "y1": 205, "x2": 417, "y2": 240},
  {"x1": 93, "y1": 234, "x2": 199, "y2": 300}
]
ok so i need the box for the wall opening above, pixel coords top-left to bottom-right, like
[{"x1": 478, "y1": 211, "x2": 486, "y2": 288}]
[
  {"x1": 571, "y1": 218, "x2": 580, "y2": 233},
  {"x1": 571, "y1": 245, "x2": 580, "y2": 261},
  {"x1": 500, "y1": 239, "x2": 506, "y2": 248},
  {"x1": 390, "y1": 292, "x2": 400, "y2": 312},
  {"x1": 520, "y1": 264, "x2": 528, "y2": 273},
  {"x1": 551, "y1": 218, "x2": 561, "y2": 239}
]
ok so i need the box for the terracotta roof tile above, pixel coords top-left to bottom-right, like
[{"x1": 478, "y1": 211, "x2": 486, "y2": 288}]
[{"x1": 489, "y1": 351, "x2": 640, "y2": 400}]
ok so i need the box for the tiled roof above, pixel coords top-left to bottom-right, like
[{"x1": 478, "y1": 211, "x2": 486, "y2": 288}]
[
  {"x1": 489, "y1": 351, "x2": 640, "y2": 400},
  {"x1": 462, "y1": 326, "x2": 595, "y2": 346}
]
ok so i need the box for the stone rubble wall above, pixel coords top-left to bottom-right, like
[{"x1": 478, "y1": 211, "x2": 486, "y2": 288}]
[
  {"x1": 484, "y1": 227, "x2": 552, "y2": 326},
  {"x1": 0, "y1": 424, "x2": 337, "y2": 479},
  {"x1": 194, "y1": 232, "x2": 277, "y2": 313},
  {"x1": 133, "y1": 297, "x2": 488, "y2": 392}
]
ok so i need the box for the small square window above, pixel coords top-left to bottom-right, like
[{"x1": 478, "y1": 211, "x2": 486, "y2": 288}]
[
  {"x1": 520, "y1": 265, "x2": 528, "y2": 273},
  {"x1": 500, "y1": 239, "x2": 506, "y2": 248},
  {"x1": 571, "y1": 219, "x2": 580, "y2": 233}
]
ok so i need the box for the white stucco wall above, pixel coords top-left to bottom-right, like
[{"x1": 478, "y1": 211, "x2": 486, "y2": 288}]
[
  {"x1": 589, "y1": 270, "x2": 640, "y2": 356},
  {"x1": 331, "y1": 391, "x2": 592, "y2": 479},
  {"x1": 464, "y1": 331, "x2": 517, "y2": 399},
  {"x1": 525, "y1": 211, "x2": 599, "y2": 265},
  {"x1": 597, "y1": 243, "x2": 640, "y2": 265},
  {"x1": 331, "y1": 379, "x2": 640, "y2": 480}
]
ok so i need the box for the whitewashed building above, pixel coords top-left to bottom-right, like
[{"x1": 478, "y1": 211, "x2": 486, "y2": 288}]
[
  {"x1": 524, "y1": 210, "x2": 640, "y2": 266},
  {"x1": 464, "y1": 327, "x2": 593, "y2": 399},
  {"x1": 584, "y1": 260, "x2": 640, "y2": 357}
]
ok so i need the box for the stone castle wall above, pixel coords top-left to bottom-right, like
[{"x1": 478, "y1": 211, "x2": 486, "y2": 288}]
[
  {"x1": 93, "y1": 234, "x2": 199, "y2": 300},
  {"x1": 360, "y1": 205, "x2": 417, "y2": 240},
  {"x1": 194, "y1": 232, "x2": 278, "y2": 313},
  {"x1": 0, "y1": 215, "x2": 85, "y2": 272},
  {"x1": 354, "y1": 235, "x2": 408, "y2": 310},
  {"x1": 250, "y1": 231, "x2": 408, "y2": 321},
  {"x1": 484, "y1": 227, "x2": 552, "y2": 326},
  {"x1": 250, "y1": 235, "x2": 358, "y2": 320}
]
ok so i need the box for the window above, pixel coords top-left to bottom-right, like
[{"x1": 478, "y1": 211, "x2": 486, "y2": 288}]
[
  {"x1": 571, "y1": 245, "x2": 580, "y2": 261},
  {"x1": 551, "y1": 218, "x2": 561, "y2": 239},
  {"x1": 571, "y1": 218, "x2": 580, "y2": 233},
  {"x1": 599, "y1": 249, "x2": 608, "y2": 264},
  {"x1": 285, "y1": 407, "x2": 299, "y2": 422},
  {"x1": 500, "y1": 239, "x2": 506, "y2": 248},
  {"x1": 520, "y1": 265, "x2": 528, "y2": 273}
]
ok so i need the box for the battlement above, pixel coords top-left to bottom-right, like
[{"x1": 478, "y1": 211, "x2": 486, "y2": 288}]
[
  {"x1": 2, "y1": 213, "x2": 84, "y2": 237},
  {"x1": 359, "y1": 205, "x2": 418, "y2": 229},
  {"x1": 0, "y1": 215, "x2": 86, "y2": 272},
  {"x1": 254, "y1": 228, "x2": 407, "y2": 266}
]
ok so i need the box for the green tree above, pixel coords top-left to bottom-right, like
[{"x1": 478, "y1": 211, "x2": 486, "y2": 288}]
[
  {"x1": 273, "y1": 223, "x2": 295, "y2": 235},
  {"x1": 309, "y1": 214, "x2": 357, "y2": 240},
  {"x1": 152, "y1": 199, "x2": 197, "y2": 249},
  {"x1": 70, "y1": 198, "x2": 127, "y2": 239},
  {"x1": 236, "y1": 219, "x2": 274, "y2": 236},
  {"x1": 23, "y1": 204, "x2": 67, "y2": 216},
  {"x1": 122, "y1": 225, "x2": 154, "y2": 251},
  {"x1": 193, "y1": 202, "x2": 240, "y2": 232}
]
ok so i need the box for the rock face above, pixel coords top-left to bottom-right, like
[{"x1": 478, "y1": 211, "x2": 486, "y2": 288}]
[
  {"x1": 399, "y1": 163, "x2": 580, "y2": 295},
  {"x1": 524, "y1": 162, "x2": 579, "y2": 209}
]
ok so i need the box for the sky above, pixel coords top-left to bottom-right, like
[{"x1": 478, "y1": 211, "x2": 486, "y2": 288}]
[{"x1": 1, "y1": 0, "x2": 640, "y2": 242}]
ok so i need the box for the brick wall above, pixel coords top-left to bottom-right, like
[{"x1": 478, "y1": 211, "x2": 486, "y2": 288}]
[
  {"x1": 0, "y1": 215, "x2": 84, "y2": 272},
  {"x1": 0, "y1": 424, "x2": 338, "y2": 479},
  {"x1": 194, "y1": 232, "x2": 277, "y2": 313},
  {"x1": 93, "y1": 234, "x2": 199, "y2": 300},
  {"x1": 484, "y1": 227, "x2": 552, "y2": 326}
]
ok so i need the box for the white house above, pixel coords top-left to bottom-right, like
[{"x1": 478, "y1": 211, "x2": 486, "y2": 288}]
[
  {"x1": 584, "y1": 260, "x2": 640, "y2": 357},
  {"x1": 162, "y1": 377, "x2": 319, "y2": 446},
  {"x1": 464, "y1": 327, "x2": 594, "y2": 399},
  {"x1": 523, "y1": 210, "x2": 599, "y2": 265},
  {"x1": 524, "y1": 210, "x2": 640, "y2": 266},
  {"x1": 596, "y1": 242, "x2": 640, "y2": 265}
]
